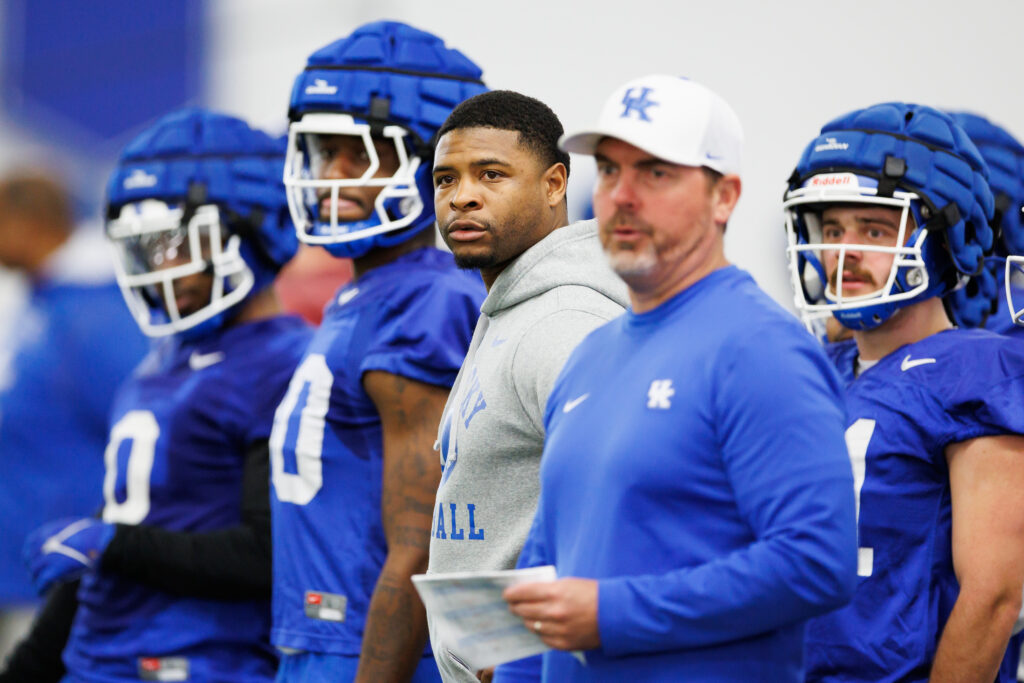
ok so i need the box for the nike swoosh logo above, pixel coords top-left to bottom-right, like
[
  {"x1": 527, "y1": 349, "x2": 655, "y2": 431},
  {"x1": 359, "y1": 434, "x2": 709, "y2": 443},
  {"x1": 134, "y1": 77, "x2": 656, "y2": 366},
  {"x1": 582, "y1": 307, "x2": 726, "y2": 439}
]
[
  {"x1": 490, "y1": 337, "x2": 507, "y2": 347},
  {"x1": 563, "y1": 393, "x2": 590, "y2": 413},
  {"x1": 900, "y1": 354, "x2": 936, "y2": 372},
  {"x1": 189, "y1": 350, "x2": 225, "y2": 371},
  {"x1": 337, "y1": 287, "x2": 360, "y2": 306}
]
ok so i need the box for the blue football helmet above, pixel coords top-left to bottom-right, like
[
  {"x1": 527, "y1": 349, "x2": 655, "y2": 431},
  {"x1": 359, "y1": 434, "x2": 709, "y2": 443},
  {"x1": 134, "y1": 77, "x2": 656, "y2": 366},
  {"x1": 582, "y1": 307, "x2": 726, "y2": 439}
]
[
  {"x1": 783, "y1": 103, "x2": 994, "y2": 331},
  {"x1": 106, "y1": 108, "x2": 297, "y2": 338},
  {"x1": 283, "y1": 20, "x2": 488, "y2": 259},
  {"x1": 947, "y1": 112, "x2": 1024, "y2": 327}
]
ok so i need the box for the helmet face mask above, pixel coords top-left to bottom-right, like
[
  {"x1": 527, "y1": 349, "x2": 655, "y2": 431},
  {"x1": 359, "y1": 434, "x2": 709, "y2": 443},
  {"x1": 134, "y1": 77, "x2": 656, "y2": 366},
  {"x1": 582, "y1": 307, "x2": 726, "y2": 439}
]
[
  {"x1": 284, "y1": 21, "x2": 488, "y2": 259},
  {"x1": 1007, "y1": 255, "x2": 1024, "y2": 326},
  {"x1": 784, "y1": 174, "x2": 931, "y2": 329},
  {"x1": 107, "y1": 200, "x2": 254, "y2": 337},
  {"x1": 106, "y1": 108, "x2": 298, "y2": 341},
  {"x1": 783, "y1": 103, "x2": 995, "y2": 333},
  {"x1": 283, "y1": 113, "x2": 424, "y2": 255}
]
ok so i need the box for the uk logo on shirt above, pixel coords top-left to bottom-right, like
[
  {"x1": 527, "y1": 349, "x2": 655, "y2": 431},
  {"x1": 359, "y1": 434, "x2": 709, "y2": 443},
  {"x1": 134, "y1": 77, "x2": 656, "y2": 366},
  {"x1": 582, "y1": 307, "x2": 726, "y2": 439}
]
[{"x1": 647, "y1": 379, "x2": 674, "y2": 409}]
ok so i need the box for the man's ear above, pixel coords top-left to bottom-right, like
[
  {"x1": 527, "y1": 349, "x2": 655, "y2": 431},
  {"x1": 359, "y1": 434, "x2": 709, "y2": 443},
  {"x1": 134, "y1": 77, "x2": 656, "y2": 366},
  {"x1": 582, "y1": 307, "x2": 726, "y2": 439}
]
[
  {"x1": 712, "y1": 174, "x2": 741, "y2": 226},
  {"x1": 543, "y1": 162, "x2": 568, "y2": 208}
]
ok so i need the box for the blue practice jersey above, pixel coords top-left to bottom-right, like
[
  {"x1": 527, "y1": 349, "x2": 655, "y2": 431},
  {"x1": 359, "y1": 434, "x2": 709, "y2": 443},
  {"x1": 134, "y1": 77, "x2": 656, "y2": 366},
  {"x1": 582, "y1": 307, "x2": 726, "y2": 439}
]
[
  {"x1": 807, "y1": 329, "x2": 1024, "y2": 682},
  {"x1": 522, "y1": 266, "x2": 856, "y2": 682},
  {"x1": 269, "y1": 248, "x2": 484, "y2": 655},
  {"x1": 0, "y1": 279, "x2": 146, "y2": 604},
  {"x1": 62, "y1": 315, "x2": 311, "y2": 683}
]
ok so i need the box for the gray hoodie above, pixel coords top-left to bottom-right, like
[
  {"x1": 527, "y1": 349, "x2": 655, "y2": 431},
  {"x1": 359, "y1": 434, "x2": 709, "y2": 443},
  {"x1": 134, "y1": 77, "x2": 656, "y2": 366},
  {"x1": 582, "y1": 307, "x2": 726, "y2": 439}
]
[{"x1": 427, "y1": 219, "x2": 628, "y2": 681}]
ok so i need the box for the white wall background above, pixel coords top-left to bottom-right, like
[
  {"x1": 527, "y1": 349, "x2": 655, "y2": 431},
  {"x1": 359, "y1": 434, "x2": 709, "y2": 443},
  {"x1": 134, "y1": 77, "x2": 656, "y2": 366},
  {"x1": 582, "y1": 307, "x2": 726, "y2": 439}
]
[
  {"x1": 203, "y1": 0, "x2": 1024, "y2": 309},
  {"x1": 4, "y1": 0, "x2": 1023, "y2": 311}
]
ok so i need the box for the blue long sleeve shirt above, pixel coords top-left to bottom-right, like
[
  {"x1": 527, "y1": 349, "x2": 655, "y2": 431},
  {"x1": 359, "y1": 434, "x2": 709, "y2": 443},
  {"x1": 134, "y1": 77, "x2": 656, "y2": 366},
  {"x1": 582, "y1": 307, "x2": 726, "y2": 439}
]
[{"x1": 523, "y1": 266, "x2": 857, "y2": 682}]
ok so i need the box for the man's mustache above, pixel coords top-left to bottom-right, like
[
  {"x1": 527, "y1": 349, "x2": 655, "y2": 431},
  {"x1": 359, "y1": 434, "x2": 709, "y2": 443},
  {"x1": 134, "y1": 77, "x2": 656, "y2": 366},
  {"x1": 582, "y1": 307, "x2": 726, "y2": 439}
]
[
  {"x1": 602, "y1": 210, "x2": 654, "y2": 235},
  {"x1": 829, "y1": 263, "x2": 878, "y2": 291}
]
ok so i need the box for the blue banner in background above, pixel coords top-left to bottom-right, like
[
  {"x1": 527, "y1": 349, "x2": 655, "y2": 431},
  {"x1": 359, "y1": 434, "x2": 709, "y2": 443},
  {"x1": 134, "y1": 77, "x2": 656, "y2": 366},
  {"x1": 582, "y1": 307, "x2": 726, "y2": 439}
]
[
  {"x1": 2, "y1": 0, "x2": 204, "y2": 153},
  {"x1": 1, "y1": 0, "x2": 204, "y2": 218}
]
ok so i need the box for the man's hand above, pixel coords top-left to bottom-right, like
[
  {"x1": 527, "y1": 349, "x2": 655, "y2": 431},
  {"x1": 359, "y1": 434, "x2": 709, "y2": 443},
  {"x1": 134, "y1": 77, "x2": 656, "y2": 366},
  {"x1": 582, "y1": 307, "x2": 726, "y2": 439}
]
[
  {"x1": 503, "y1": 578, "x2": 601, "y2": 651},
  {"x1": 23, "y1": 518, "x2": 115, "y2": 594},
  {"x1": 475, "y1": 667, "x2": 493, "y2": 682}
]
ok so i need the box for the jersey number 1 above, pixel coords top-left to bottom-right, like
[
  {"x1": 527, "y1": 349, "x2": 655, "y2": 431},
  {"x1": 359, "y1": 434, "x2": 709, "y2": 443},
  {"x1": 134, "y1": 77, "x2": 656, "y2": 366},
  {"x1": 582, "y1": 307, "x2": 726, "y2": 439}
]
[{"x1": 846, "y1": 418, "x2": 876, "y2": 577}]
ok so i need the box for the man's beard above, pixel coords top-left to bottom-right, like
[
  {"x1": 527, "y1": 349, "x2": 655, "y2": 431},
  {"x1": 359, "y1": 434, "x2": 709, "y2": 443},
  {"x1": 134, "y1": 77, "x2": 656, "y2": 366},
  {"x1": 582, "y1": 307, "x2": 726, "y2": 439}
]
[
  {"x1": 452, "y1": 251, "x2": 500, "y2": 270},
  {"x1": 601, "y1": 210, "x2": 658, "y2": 278},
  {"x1": 605, "y1": 241, "x2": 658, "y2": 278},
  {"x1": 443, "y1": 217, "x2": 501, "y2": 270}
]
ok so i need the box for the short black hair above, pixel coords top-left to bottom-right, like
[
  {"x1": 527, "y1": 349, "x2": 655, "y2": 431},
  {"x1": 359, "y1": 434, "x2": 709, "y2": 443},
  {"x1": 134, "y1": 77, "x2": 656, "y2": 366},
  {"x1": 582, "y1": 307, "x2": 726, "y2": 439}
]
[{"x1": 437, "y1": 90, "x2": 570, "y2": 177}]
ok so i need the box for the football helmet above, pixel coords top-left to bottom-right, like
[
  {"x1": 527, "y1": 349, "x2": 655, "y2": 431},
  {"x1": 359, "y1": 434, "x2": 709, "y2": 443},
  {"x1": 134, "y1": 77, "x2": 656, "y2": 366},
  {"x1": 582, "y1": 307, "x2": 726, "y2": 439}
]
[
  {"x1": 784, "y1": 103, "x2": 994, "y2": 331},
  {"x1": 283, "y1": 20, "x2": 487, "y2": 259},
  {"x1": 947, "y1": 112, "x2": 1024, "y2": 327},
  {"x1": 106, "y1": 108, "x2": 296, "y2": 338}
]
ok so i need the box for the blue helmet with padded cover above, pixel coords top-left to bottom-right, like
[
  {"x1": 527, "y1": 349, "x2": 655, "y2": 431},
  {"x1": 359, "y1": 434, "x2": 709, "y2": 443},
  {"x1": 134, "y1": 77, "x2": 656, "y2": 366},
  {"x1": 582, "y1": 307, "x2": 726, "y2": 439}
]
[
  {"x1": 106, "y1": 107, "x2": 296, "y2": 338},
  {"x1": 283, "y1": 20, "x2": 488, "y2": 259},
  {"x1": 783, "y1": 102, "x2": 994, "y2": 331},
  {"x1": 945, "y1": 112, "x2": 1024, "y2": 327}
]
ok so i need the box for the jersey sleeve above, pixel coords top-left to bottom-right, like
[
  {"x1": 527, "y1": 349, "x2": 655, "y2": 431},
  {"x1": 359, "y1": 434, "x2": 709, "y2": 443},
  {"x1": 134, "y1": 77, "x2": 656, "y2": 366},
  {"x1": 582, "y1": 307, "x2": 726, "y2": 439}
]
[
  {"x1": 932, "y1": 340, "x2": 1024, "y2": 448},
  {"x1": 360, "y1": 276, "x2": 483, "y2": 388},
  {"x1": 512, "y1": 306, "x2": 615, "y2": 435},
  {"x1": 597, "y1": 321, "x2": 858, "y2": 655}
]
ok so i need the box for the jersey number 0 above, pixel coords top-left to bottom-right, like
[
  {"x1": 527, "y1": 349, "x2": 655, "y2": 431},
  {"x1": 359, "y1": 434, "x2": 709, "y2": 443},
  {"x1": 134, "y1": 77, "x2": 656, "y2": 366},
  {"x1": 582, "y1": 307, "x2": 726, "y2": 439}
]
[{"x1": 269, "y1": 354, "x2": 333, "y2": 505}]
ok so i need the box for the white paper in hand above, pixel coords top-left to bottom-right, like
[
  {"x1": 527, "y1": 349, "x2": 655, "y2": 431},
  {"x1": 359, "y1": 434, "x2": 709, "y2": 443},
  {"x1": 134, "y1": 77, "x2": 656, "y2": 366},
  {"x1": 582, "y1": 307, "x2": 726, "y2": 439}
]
[{"x1": 412, "y1": 565, "x2": 557, "y2": 671}]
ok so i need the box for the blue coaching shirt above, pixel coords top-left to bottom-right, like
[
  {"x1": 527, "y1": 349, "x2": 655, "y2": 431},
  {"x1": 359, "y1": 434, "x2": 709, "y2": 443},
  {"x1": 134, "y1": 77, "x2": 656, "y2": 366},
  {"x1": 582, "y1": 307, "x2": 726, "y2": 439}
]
[
  {"x1": 63, "y1": 315, "x2": 311, "y2": 682},
  {"x1": 269, "y1": 247, "x2": 484, "y2": 655},
  {"x1": 522, "y1": 266, "x2": 857, "y2": 682},
  {"x1": 0, "y1": 277, "x2": 146, "y2": 604},
  {"x1": 807, "y1": 329, "x2": 1024, "y2": 683}
]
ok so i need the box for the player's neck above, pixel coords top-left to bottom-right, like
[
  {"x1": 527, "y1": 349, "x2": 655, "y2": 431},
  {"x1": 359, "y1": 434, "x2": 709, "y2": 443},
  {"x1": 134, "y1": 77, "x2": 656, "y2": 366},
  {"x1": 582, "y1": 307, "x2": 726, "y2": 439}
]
[
  {"x1": 352, "y1": 230, "x2": 434, "y2": 280},
  {"x1": 853, "y1": 297, "x2": 953, "y2": 362},
  {"x1": 233, "y1": 287, "x2": 282, "y2": 325}
]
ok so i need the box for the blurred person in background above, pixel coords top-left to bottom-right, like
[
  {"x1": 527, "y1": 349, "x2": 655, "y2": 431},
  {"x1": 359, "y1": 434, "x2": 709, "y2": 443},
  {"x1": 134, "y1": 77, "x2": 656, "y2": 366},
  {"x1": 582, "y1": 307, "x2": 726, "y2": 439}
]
[
  {"x1": 273, "y1": 244, "x2": 352, "y2": 326},
  {"x1": 0, "y1": 171, "x2": 147, "y2": 662},
  {"x1": 945, "y1": 112, "x2": 1024, "y2": 338}
]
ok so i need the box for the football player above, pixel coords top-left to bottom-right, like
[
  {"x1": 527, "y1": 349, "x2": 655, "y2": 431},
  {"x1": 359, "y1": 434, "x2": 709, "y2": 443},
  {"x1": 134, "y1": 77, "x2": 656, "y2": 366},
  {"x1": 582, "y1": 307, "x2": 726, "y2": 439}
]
[
  {"x1": 6, "y1": 108, "x2": 309, "y2": 682},
  {"x1": 269, "y1": 21, "x2": 486, "y2": 682},
  {"x1": 784, "y1": 102, "x2": 1024, "y2": 682},
  {"x1": 945, "y1": 112, "x2": 1024, "y2": 334}
]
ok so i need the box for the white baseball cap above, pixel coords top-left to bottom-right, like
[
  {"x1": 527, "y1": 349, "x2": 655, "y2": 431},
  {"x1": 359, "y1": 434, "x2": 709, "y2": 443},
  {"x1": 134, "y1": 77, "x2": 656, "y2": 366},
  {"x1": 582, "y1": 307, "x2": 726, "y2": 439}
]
[{"x1": 560, "y1": 74, "x2": 743, "y2": 176}]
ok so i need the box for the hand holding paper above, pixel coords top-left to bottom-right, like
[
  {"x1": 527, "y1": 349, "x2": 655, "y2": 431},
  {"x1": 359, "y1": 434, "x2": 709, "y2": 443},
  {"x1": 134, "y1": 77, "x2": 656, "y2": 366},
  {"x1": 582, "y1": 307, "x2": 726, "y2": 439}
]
[
  {"x1": 413, "y1": 566, "x2": 559, "y2": 671},
  {"x1": 503, "y1": 577, "x2": 601, "y2": 651}
]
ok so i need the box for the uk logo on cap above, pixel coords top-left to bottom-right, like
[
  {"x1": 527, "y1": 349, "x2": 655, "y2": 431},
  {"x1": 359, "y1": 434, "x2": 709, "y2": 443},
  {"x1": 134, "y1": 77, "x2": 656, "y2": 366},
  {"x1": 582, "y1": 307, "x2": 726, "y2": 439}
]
[{"x1": 620, "y1": 87, "x2": 658, "y2": 122}]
